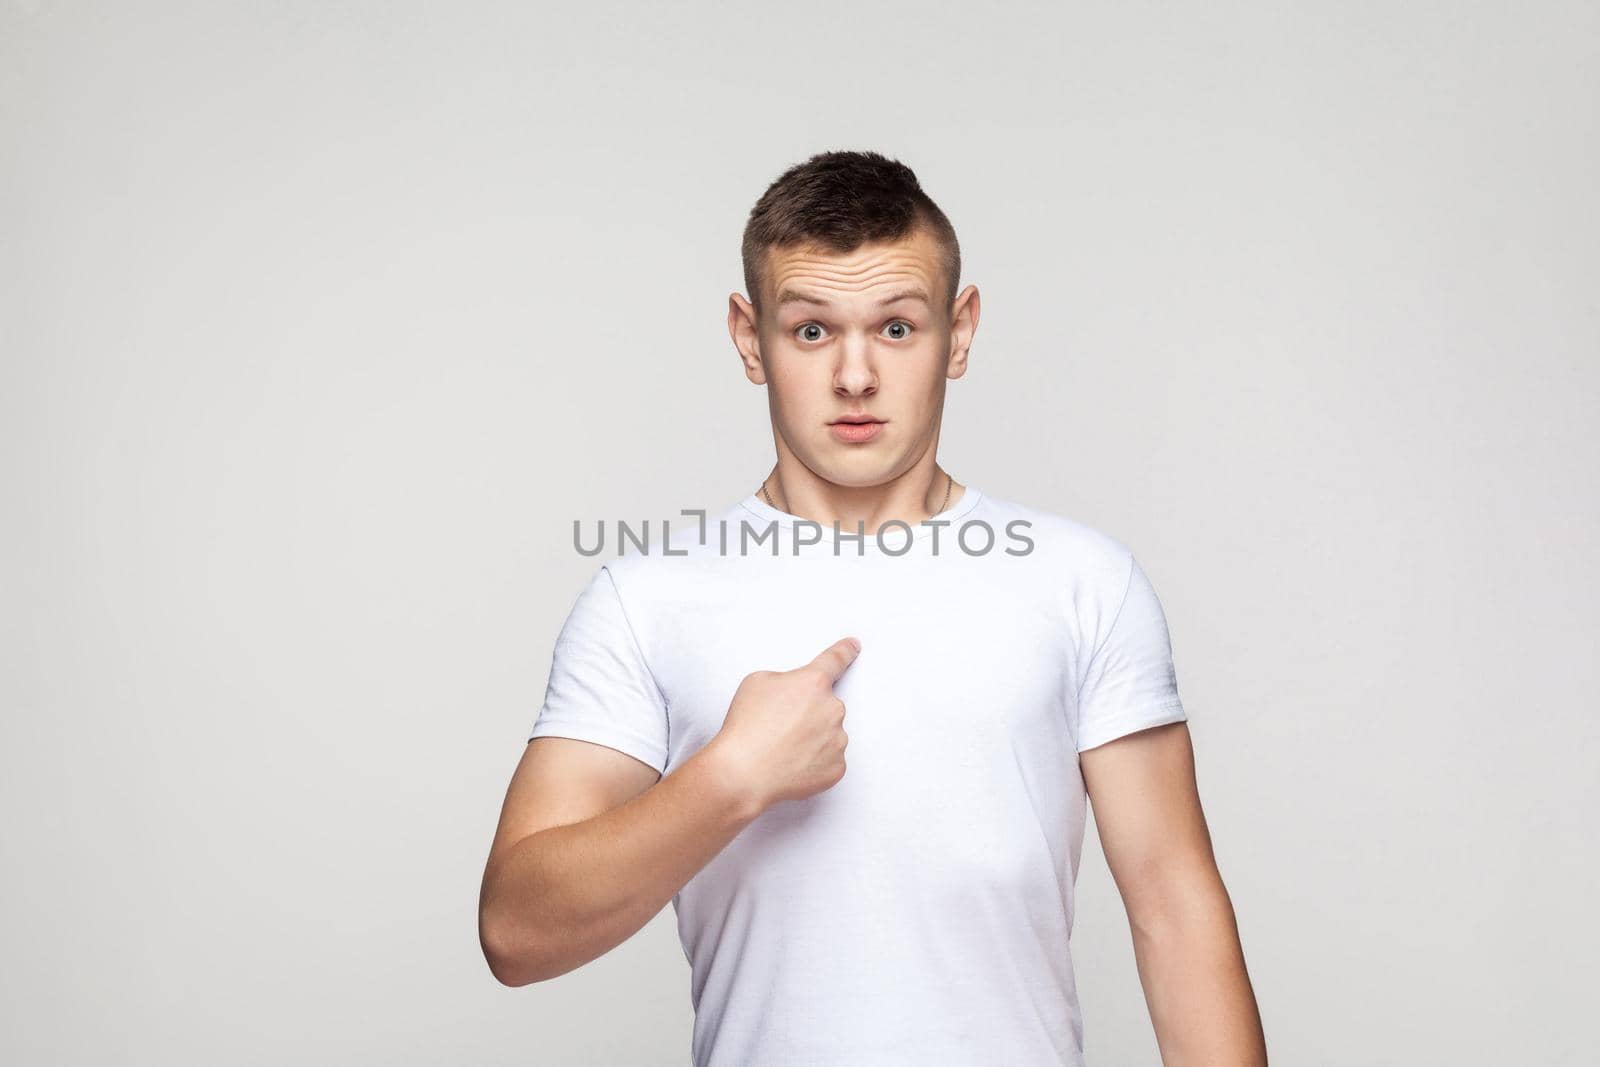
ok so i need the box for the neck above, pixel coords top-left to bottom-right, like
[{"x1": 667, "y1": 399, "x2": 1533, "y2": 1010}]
[{"x1": 759, "y1": 463, "x2": 960, "y2": 536}]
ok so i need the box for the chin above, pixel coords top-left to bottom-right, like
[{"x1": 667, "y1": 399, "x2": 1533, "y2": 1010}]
[{"x1": 814, "y1": 458, "x2": 900, "y2": 489}]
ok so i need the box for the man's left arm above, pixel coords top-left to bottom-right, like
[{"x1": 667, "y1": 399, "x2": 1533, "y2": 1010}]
[{"x1": 1081, "y1": 720, "x2": 1268, "y2": 1065}]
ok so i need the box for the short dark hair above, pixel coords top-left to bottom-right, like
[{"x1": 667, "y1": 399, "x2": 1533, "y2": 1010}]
[{"x1": 741, "y1": 150, "x2": 961, "y2": 315}]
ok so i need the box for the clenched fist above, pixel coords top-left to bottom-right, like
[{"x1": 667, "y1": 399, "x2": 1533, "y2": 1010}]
[{"x1": 708, "y1": 637, "x2": 862, "y2": 813}]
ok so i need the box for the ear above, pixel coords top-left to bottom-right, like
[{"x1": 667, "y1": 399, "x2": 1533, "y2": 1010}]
[
  {"x1": 945, "y1": 284, "x2": 980, "y2": 381},
  {"x1": 728, "y1": 292, "x2": 767, "y2": 385}
]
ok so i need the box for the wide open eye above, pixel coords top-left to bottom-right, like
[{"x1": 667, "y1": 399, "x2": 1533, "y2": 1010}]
[{"x1": 793, "y1": 320, "x2": 914, "y2": 343}]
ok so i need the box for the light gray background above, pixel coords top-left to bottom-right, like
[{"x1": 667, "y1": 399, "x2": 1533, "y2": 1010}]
[{"x1": 4, "y1": 2, "x2": 1596, "y2": 1064}]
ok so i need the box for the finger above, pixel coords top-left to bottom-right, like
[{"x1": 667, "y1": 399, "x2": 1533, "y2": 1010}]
[{"x1": 806, "y1": 637, "x2": 862, "y2": 684}]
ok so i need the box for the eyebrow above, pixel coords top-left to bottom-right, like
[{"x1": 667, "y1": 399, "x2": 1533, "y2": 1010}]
[{"x1": 774, "y1": 286, "x2": 931, "y2": 309}]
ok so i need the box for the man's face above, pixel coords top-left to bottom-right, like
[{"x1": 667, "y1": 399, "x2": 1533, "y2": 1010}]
[{"x1": 728, "y1": 226, "x2": 979, "y2": 491}]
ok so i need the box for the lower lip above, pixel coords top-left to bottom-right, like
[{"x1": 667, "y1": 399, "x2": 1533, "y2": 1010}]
[{"x1": 830, "y1": 421, "x2": 885, "y2": 443}]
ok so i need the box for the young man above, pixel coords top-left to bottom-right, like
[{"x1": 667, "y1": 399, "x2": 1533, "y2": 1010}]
[{"x1": 479, "y1": 150, "x2": 1267, "y2": 1065}]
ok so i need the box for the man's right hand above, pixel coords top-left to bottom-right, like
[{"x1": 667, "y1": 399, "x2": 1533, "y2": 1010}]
[
  {"x1": 481, "y1": 638, "x2": 862, "y2": 985},
  {"x1": 708, "y1": 637, "x2": 862, "y2": 813}
]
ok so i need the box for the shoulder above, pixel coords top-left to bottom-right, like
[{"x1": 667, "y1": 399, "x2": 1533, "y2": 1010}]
[
  {"x1": 973, "y1": 490, "x2": 1135, "y2": 588},
  {"x1": 587, "y1": 499, "x2": 745, "y2": 597}
]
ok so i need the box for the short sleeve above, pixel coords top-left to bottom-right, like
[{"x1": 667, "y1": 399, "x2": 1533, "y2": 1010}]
[
  {"x1": 1074, "y1": 554, "x2": 1188, "y2": 753},
  {"x1": 529, "y1": 565, "x2": 670, "y2": 773}
]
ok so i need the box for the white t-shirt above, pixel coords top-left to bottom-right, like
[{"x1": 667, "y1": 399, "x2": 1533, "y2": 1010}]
[{"x1": 529, "y1": 486, "x2": 1188, "y2": 1066}]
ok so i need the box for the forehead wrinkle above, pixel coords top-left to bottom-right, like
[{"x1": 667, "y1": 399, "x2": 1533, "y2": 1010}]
[
  {"x1": 775, "y1": 283, "x2": 931, "y2": 308},
  {"x1": 777, "y1": 251, "x2": 931, "y2": 280},
  {"x1": 760, "y1": 225, "x2": 949, "y2": 309},
  {"x1": 770, "y1": 261, "x2": 934, "y2": 302},
  {"x1": 765, "y1": 240, "x2": 942, "y2": 311}
]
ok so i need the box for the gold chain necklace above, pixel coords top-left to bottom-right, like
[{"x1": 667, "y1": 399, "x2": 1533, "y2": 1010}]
[{"x1": 758, "y1": 470, "x2": 953, "y2": 523}]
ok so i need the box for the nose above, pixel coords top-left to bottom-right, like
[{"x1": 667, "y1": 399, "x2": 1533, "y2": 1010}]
[{"x1": 832, "y1": 338, "x2": 878, "y2": 399}]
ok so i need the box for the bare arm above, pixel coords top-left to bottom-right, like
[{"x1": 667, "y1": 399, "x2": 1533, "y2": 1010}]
[
  {"x1": 478, "y1": 636, "x2": 861, "y2": 987},
  {"x1": 478, "y1": 735, "x2": 758, "y2": 986},
  {"x1": 1081, "y1": 721, "x2": 1268, "y2": 1065}
]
